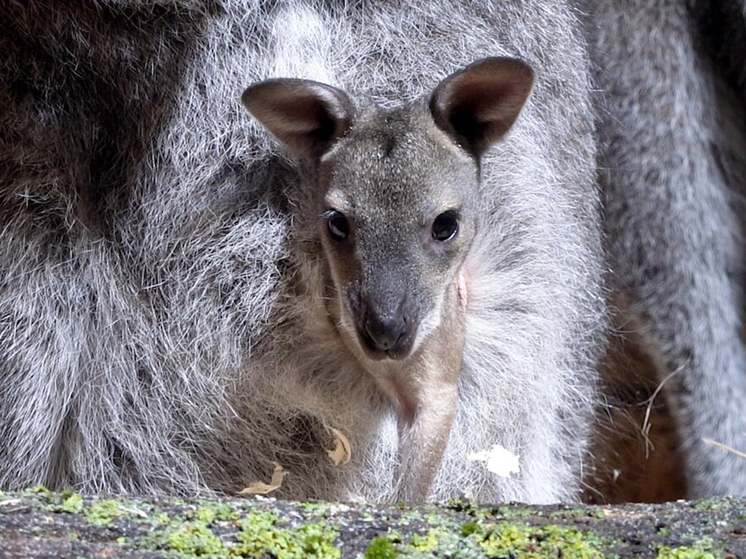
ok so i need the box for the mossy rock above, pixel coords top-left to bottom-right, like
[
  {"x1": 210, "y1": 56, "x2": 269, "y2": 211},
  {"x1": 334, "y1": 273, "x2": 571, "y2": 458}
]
[{"x1": 0, "y1": 489, "x2": 744, "y2": 558}]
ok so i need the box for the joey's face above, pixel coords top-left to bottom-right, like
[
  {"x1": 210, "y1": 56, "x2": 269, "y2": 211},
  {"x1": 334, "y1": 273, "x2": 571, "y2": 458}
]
[
  {"x1": 318, "y1": 107, "x2": 477, "y2": 361},
  {"x1": 242, "y1": 56, "x2": 534, "y2": 363}
]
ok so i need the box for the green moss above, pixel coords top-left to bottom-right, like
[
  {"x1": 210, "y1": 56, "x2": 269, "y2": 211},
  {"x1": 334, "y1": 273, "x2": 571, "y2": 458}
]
[
  {"x1": 362, "y1": 515, "x2": 604, "y2": 558},
  {"x1": 60, "y1": 493, "x2": 84, "y2": 514},
  {"x1": 461, "y1": 521, "x2": 480, "y2": 537},
  {"x1": 656, "y1": 538, "x2": 719, "y2": 559},
  {"x1": 365, "y1": 537, "x2": 399, "y2": 559},
  {"x1": 388, "y1": 532, "x2": 404, "y2": 544},
  {"x1": 84, "y1": 499, "x2": 124, "y2": 526},
  {"x1": 138, "y1": 505, "x2": 341, "y2": 558},
  {"x1": 167, "y1": 521, "x2": 227, "y2": 556},
  {"x1": 449, "y1": 500, "x2": 549, "y2": 522},
  {"x1": 188, "y1": 503, "x2": 237, "y2": 524},
  {"x1": 291, "y1": 524, "x2": 342, "y2": 558},
  {"x1": 447, "y1": 499, "x2": 492, "y2": 521},
  {"x1": 408, "y1": 530, "x2": 440, "y2": 552},
  {"x1": 50, "y1": 493, "x2": 135, "y2": 526},
  {"x1": 489, "y1": 506, "x2": 541, "y2": 520},
  {"x1": 192, "y1": 507, "x2": 215, "y2": 523},
  {"x1": 693, "y1": 499, "x2": 729, "y2": 512},
  {"x1": 472, "y1": 521, "x2": 603, "y2": 559},
  {"x1": 298, "y1": 502, "x2": 332, "y2": 515},
  {"x1": 233, "y1": 511, "x2": 341, "y2": 559},
  {"x1": 68, "y1": 532, "x2": 80, "y2": 541}
]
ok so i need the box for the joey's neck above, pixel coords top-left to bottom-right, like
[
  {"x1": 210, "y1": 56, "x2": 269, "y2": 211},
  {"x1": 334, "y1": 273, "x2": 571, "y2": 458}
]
[{"x1": 366, "y1": 280, "x2": 465, "y2": 417}]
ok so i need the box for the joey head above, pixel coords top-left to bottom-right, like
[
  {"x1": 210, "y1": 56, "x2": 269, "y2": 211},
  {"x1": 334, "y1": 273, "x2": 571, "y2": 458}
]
[{"x1": 242, "y1": 57, "x2": 533, "y2": 501}]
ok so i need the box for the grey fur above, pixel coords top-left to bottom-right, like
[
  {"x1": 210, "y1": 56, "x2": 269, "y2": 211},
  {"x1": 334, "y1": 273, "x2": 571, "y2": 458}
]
[
  {"x1": 583, "y1": 0, "x2": 746, "y2": 497},
  {"x1": 241, "y1": 58, "x2": 533, "y2": 501},
  {"x1": 0, "y1": 0, "x2": 604, "y2": 503}
]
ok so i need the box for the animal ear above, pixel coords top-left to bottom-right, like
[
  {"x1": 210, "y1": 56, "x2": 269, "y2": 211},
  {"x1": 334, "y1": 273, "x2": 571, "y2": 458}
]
[
  {"x1": 429, "y1": 57, "x2": 534, "y2": 157},
  {"x1": 242, "y1": 79, "x2": 354, "y2": 158}
]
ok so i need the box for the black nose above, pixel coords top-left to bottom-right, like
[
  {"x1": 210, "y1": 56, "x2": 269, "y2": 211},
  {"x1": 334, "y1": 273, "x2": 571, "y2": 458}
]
[{"x1": 362, "y1": 311, "x2": 408, "y2": 354}]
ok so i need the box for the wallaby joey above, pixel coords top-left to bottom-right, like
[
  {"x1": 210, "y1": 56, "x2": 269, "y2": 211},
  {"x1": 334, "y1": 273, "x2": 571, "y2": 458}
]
[{"x1": 242, "y1": 57, "x2": 534, "y2": 501}]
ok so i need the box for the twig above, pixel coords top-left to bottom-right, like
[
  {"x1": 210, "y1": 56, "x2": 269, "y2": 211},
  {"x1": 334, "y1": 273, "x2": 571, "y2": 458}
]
[{"x1": 702, "y1": 437, "x2": 746, "y2": 460}]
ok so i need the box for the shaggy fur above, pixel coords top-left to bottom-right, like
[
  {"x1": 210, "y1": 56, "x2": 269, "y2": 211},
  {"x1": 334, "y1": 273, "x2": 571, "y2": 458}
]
[
  {"x1": 583, "y1": 0, "x2": 746, "y2": 496},
  {"x1": 0, "y1": 0, "x2": 604, "y2": 503}
]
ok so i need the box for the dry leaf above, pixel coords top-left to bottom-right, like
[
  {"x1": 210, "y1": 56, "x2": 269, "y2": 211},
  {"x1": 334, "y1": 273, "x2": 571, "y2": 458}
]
[
  {"x1": 468, "y1": 444, "x2": 520, "y2": 478},
  {"x1": 238, "y1": 462, "x2": 286, "y2": 495},
  {"x1": 327, "y1": 427, "x2": 352, "y2": 466}
]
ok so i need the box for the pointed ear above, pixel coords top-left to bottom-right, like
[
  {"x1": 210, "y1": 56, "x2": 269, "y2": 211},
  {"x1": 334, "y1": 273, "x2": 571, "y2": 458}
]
[
  {"x1": 429, "y1": 57, "x2": 534, "y2": 157},
  {"x1": 242, "y1": 79, "x2": 354, "y2": 158}
]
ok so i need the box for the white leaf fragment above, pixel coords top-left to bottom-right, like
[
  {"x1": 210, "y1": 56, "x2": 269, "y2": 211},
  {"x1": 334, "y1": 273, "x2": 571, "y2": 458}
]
[{"x1": 468, "y1": 444, "x2": 520, "y2": 478}]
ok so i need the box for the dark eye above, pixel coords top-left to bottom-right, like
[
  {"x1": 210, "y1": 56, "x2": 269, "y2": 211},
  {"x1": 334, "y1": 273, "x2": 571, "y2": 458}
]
[
  {"x1": 326, "y1": 210, "x2": 349, "y2": 241},
  {"x1": 432, "y1": 211, "x2": 459, "y2": 242}
]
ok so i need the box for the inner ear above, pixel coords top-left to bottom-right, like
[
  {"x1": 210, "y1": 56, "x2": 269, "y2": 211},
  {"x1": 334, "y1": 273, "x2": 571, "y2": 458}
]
[
  {"x1": 430, "y1": 57, "x2": 534, "y2": 158},
  {"x1": 242, "y1": 79, "x2": 354, "y2": 158}
]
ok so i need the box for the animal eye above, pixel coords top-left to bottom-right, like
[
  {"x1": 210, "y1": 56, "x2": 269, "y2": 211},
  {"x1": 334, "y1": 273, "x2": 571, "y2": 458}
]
[
  {"x1": 326, "y1": 210, "x2": 349, "y2": 241},
  {"x1": 432, "y1": 211, "x2": 459, "y2": 242}
]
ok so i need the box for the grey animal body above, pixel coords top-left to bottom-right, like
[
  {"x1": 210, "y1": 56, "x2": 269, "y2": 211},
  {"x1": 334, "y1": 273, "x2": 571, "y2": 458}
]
[
  {"x1": 241, "y1": 57, "x2": 535, "y2": 501},
  {"x1": 583, "y1": 0, "x2": 746, "y2": 496},
  {"x1": 0, "y1": 1, "x2": 605, "y2": 503}
]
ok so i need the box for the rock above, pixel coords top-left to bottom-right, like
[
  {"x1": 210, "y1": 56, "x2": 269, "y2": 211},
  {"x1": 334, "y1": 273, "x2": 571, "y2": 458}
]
[{"x1": 1, "y1": 488, "x2": 744, "y2": 558}]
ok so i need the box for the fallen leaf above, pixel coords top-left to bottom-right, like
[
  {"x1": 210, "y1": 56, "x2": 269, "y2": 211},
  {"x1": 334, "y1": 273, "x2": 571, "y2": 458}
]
[
  {"x1": 327, "y1": 427, "x2": 352, "y2": 466},
  {"x1": 238, "y1": 462, "x2": 286, "y2": 495}
]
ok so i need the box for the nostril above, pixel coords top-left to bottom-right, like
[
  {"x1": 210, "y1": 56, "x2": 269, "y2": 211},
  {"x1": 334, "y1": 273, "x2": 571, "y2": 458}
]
[
  {"x1": 363, "y1": 319, "x2": 386, "y2": 350},
  {"x1": 363, "y1": 314, "x2": 406, "y2": 353},
  {"x1": 394, "y1": 330, "x2": 405, "y2": 349}
]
